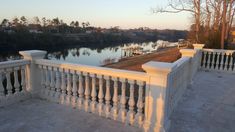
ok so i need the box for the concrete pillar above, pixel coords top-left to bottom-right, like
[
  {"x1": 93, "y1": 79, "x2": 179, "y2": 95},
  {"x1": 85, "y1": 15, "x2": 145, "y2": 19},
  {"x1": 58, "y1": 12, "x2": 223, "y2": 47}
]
[
  {"x1": 142, "y1": 61, "x2": 176, "y2": 132},
  {"x1": 180, "y1": 49, "x2": 198, "y2": 83},
  {"x1": 19, "y1": 50, "x2": 47, "y2": 97}
]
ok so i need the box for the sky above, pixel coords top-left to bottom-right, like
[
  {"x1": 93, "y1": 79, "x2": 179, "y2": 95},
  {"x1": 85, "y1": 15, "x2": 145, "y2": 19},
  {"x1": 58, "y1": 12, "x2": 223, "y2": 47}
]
[{"x1": 0, "y1": 0, "x2": 191, "y2": 30}]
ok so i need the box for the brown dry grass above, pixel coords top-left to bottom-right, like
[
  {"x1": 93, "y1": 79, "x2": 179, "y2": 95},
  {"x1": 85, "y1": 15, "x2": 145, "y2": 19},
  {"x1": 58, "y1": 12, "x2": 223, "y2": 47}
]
[{"x1": 104, "y1": 47, "x2": 181, "y2": 72}]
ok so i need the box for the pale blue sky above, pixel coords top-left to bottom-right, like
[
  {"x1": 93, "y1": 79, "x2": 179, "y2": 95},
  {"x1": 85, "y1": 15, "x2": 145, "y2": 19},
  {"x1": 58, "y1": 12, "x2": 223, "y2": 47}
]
[{"x1": 0, "y1": 0, "x2": 190, "y2": 29}]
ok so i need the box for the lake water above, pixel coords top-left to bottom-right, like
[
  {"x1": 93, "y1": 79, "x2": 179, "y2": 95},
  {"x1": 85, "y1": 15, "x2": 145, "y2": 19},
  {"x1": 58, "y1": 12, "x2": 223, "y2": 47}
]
[
  {"x1": 0, "y1": 40, "x2": 177, "y2": 66},
  {"x1": 47, "y1": 41, "x2": 159, "y2": 66}
]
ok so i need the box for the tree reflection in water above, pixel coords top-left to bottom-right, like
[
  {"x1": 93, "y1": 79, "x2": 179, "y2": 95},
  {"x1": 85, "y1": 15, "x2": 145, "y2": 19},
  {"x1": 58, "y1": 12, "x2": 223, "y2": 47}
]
[{"x1": 0, "y1": 41, "x2": 158, "y2": 66}]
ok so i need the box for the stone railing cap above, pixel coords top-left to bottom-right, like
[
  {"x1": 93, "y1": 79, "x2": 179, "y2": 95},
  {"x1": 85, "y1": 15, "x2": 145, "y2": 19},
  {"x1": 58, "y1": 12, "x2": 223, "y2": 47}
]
[
  {"x1": 180, "y1": 49, "x2": 197, "y2": 57},
  {"x1": 193, "y1": 44, "x2": 205, "y2": 49},
  {"x1": 19, "y1": 50, "x2": 47, "y2": 59},
  {"x1": 142, "y1": 61, "x2": 176, "y2": 74}
]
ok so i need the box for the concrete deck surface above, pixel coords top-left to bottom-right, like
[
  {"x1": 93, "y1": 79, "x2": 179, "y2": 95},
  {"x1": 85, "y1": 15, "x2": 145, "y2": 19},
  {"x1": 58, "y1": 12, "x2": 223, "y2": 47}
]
[
  {"x1": 0, "y1": 99, "x2": 140, "y2": 132},
  {"x1": 170, "y1": 71, "x2": 235, "y2": 132}
]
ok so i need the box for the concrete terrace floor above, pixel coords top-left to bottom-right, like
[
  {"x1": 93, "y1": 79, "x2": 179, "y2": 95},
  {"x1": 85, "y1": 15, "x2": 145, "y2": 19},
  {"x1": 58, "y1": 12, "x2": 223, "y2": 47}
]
[
  {"x1": 170, "y1": 70, "x2": 235, "y2": 132},
  {"x1": 0, "y1": 99, "x2": 140, "y2": 132}
]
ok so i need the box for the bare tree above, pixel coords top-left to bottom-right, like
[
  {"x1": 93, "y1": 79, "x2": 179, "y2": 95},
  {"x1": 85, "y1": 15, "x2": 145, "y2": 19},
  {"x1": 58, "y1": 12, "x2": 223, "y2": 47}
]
[{"x1": 152, "y1": 0, "x2": 201, "y2": 42}]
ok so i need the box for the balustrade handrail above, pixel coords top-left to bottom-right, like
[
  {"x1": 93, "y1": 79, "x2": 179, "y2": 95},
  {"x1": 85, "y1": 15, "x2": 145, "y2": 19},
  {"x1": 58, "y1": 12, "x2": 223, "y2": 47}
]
[
  {"x1": 173, "y1": 57, "x2": 190, "y2": 68},
  {"x1": 0, "y1": 60, "x2": 30, "y2": 69},
  {"x1": 35, "y1": 59, "x2": 149, "y2": 82},
  {"x1": 203, "y1": 48, "x2": 235, "y2": 54}
]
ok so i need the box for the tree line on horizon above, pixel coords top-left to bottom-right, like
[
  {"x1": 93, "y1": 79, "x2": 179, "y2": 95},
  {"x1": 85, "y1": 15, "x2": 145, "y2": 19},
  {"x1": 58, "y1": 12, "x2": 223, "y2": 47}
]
[
  {"x1": 153, "y1": 0, "x2": 235, "y2": 49},
  {"x1": 0, "y1": 16, "x2": 92, "y2": 33}
]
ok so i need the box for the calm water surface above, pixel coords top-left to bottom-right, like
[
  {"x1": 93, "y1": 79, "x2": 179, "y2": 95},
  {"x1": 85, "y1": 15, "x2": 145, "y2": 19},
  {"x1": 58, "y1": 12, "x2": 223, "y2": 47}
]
[
  {"x1": 47, "y1": 41, "x2": 157, "y2": 66},
  {"x1": 1, "y1": 41, "x2": 169, "y2": 66}
]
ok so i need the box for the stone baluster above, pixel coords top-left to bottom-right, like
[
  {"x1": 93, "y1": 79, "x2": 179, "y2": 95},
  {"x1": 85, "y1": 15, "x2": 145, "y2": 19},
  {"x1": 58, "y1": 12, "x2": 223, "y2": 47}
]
[
  {"x1": 71, "y1": 70, "x2": 78, "y2": 108},
  {"x1": 77, "y1": 71, "x2": 84, "y2": 109},
  {"x1": 97, "y1": 75, "x2": 104, "y2": 116},
  {"x1": 38, "y1": 65, "x2": 45, "y2": 97},
  {"x1": 224, "y1": 53, "x2": 229, "y2": 70},
  {"x1": 13, "y1": 67, "x2": 20, "y2": 94},
  {"x1": 135, "y1": 81, "x2": 144, "y2": 127},
  {"x1": 215, "y1": 52, "x2": 220, "y2": 70},
  {"x1": 90, "y1": 74, "x2": 97, "y2": 113},
  {"x1": 202, "y1": 51, "x2": 207, "y2": 68},
  {"x1": 20, "y1": 66, "x2": 26, "y2": 94},
  {"x1": 59, "y1": 68, "x2": 66, "y2": 104},
  {"x1": 55, "y1": 68, "x2": 61, "y2": 102},
  {"x1": 219, "y1": 52, "x2": 225, "y2": 70},
  {"x1": 118, "y1": 78, "x2": 127, "y2": 123},
  {"x1": 0, "y1": 71, "x2": 5, "y2": 96},
  {"x1": 84, "y1": 72, "x2": 90, "y2": 112},
  {"x1": 229, "y1": 53, "x2": 234, "y2": 72},
  {"x1": 127, "y1": 80, "x2": 136, "y2": 125},
  {"x1": 6, "y1": 68, "x2": 13, "y2": 96},
  {"x1": 66, "y1": 69, "x2": 72, "y2": 105},
  {"x1": 45, "y1": 66, "x2": 50, "y2": 98},
  {"x1": 49, "y1": 67, "x2": 56, "y2": 101},
  {"x1": 207, "y1": 52, "x2": 211, "y2": 69},
  {"x1": 211, "y1": 52, "x2": 216, "y2": 69},
  {"x1": 104, "y1": 76, "x2": 111, "y2": 118},
  {"x1": 111, "y1": 77, "x2": 119, "y2": 120}
]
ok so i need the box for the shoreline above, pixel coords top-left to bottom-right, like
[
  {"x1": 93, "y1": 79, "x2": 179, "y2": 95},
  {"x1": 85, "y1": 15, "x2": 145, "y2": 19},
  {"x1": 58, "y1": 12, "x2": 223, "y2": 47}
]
[{"x1": 103, "y1": 47, "x2": 181, "y2": 72}]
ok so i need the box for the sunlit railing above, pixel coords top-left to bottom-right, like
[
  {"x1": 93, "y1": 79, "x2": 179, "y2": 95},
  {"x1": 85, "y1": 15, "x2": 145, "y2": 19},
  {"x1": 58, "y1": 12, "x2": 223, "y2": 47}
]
[
  {"x1": 201, "y1": 49, "x2": 235, "y2": 72},
  {"x1": 0, "y1": 44, "x2": 218, "y2": 132}
]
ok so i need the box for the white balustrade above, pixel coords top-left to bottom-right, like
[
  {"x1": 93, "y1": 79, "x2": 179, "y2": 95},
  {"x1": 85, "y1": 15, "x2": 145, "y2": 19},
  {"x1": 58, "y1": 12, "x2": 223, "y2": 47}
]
[
  {"x1": 3, "y1": 47, "x2": 227, "y2": 132},
  {"x1": 35, "y1": 59, "x2": 147, "y2": 127},
  {"x1": 201, "y1": 49, "x2": 235, "y2": 72},
  {"x1": 0, "y1": 60, "x2": 30, "y2": 106}
]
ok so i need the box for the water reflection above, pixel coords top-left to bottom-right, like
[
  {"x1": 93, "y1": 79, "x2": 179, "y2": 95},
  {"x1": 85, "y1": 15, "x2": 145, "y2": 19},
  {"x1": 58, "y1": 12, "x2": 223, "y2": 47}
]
[
  {"x1": 47, "y1": 41, "x2": 159, "y2": 66},
  {"x1": 0, "y1": 41, "x2": 177, "y2": 66}
]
